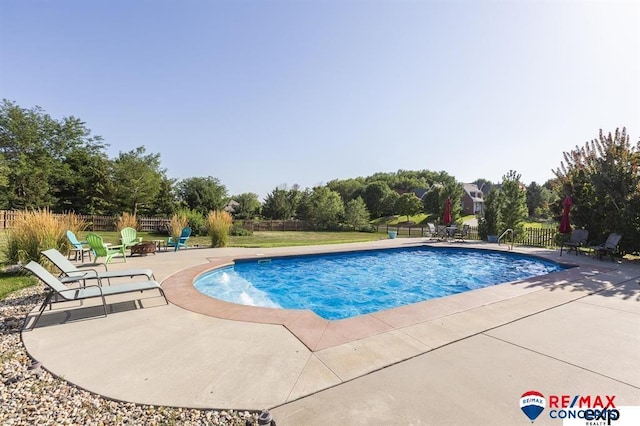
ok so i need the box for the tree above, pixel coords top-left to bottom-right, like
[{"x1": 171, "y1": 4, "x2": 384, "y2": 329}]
[
  {"x1": 499, "y1": 170, "x2": 528, "y2": 236},
  {"x1": 0, "y1": 100, "x2": 107, "y2": 211},
  {"x1": 147, "y1": 176, "x2": 178, "y2": 217},
  {"x1": 553, "y1": 128, "x2": 640, "y2": 253},
  {"x1": 395, "y1": 193, "x2": 423, "y2": 223},
  {"x1": 262, "y1": 187, "x2": 294, "y2": 219},
  {"x1": 305, "y1": 187, "x2": 344, "y2": 230},
  {"x1": 526, "y1": 181, "x2": 553, "y2": 219},
  {"x1": 362, "y1": 181, "x2": 393, "y2": 218},
  {"x1": 326, "y1": 178, "x2": 366, "y2": 204},
  {"x1": 231, "y1": 193, "x2": 261, "y2": 219},
  {"x1": 478, "y1": 188, "x2": 501, "y2": 240},
  {"x1": 54, "y1": 144, "x2": 112, "y2": 214},
  {"x1": 344, "y1": 197, "x2": 370, "y2": 230},
  {"x1": 0, "y1": 154, "x2": 10, "y2": 208},
  {"x1": 176, "y1": 176, "x2": 228, "y2": 216},
  {"x1": 109, "y1": 146, "x2": 165, "y2": 216},
  {"x1": 438, "y1": 183, "x2": 464, "y2": 225}
]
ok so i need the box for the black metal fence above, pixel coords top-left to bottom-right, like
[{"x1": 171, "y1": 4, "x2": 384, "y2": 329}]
[
  {"x1": 376, "y1": 224, "x2": 559, "y2": 248},
  {"x1": 1, "y1": 210, "x2": 560, "y2": 248}
]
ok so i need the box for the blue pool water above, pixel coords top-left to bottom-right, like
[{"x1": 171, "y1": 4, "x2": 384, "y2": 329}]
[{"x1": 194, "y1": 247, "x2": 565, "y2": 320}]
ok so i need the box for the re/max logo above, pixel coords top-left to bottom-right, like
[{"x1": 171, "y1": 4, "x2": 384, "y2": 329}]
[{"x1": 549, "y1": 395, "x2": 616, "y2": 409}]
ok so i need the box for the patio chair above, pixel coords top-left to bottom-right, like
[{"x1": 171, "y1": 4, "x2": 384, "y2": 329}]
[
  {"x1": 66, "y1": 230, "x2": 92, "y2": 263},
  {"x1": 423, "y1": 222, "x2": 437, "y2": 239},
  {"x1": 85, "y1": 232, "x2": 127, "y2": 270},
  {"x1": 166, "y1": 226, "x2": 191, "y2": 251},
  {"x1": 454, "y1": 224, "x2": 470, "y2": 242},
  {"x1": 119, "y1": 227, "x2": 139, "y2": 252},
  {"x1": 590, "y1": 233, "x2": 622, "y2": 261},
  {"x1": 41, "y1": 248, "x2": 155, "y2": 286},
  {"x1": 560, "y1": 229, "x2": 589, "y2": 256},
  {"x1": 21, "y1": 261, "x2": 167, "y2": 330}
]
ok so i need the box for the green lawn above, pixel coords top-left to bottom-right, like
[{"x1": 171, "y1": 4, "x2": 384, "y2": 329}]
[{"x1": 0, "y1": 270, "x2": 37, "y2": 300}]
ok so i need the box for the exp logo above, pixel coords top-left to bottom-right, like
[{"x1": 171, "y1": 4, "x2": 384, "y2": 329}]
[
  {"x1": 520, "y1": 390, "x2": 546, "y2": 422},
  {"x1": 548, "y1": 394, "x2": 619, "y2": 424}
]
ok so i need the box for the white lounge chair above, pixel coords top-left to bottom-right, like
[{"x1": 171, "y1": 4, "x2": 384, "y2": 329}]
[
  {"x1": 22, "y1": 261, "x2": 167, "y2": 330},
  {"x1": 41, "y1": 248, "x2": 154, "y2": 286}
]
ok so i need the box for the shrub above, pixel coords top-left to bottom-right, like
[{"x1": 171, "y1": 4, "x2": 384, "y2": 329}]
[
  {"x1": 229, "y1": 224, "x2": 253, "y2": 236},
  {"x1": 4, "y1": 209, "x2": 67, "y2": 264},
  {"x1": 115, "y1": 212, "x2": 138, "y2": 231},
  {"x1": 177, "y1": 208, "x2": 206, "y2": 236},
  {"x1": 206, "y1": 210, "x2": 233, "y2": 247}
]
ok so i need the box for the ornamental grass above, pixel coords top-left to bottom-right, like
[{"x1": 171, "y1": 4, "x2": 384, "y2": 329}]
[
  {"x1": 168, "y1": 213, "x2": 189, "y2": 240},
  {"x1": 115, "y1": 212, "x2": 138, "y2": 231},
  {"x1": 5, "y1": 209, "x2": 68, "y2": 264},
  {"x1": 206, "y1": 210, "x2": 233, "y2": 248}
]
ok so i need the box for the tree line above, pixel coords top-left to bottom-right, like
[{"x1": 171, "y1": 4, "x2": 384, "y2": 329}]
[{"x1": 1, "y1": 100, "x2": 637, "y2": 253}]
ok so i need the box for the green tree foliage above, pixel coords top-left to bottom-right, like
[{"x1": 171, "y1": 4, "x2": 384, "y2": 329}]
[
  {"x1": 525, "y1": 181, "x2": 554, "y2": 219},
  {"x1": 326, "y1": 178, "x2": 366, "y2": 203},
  {"x1": 108, "y1": 146, "x2": 165, "y2": 216},
  {"x1": 176, "y1": 176, "x2": 228, "y2": 216},
  {"x1": 363, "y1": 181, "x2": 393, "y2": 218},
  {"x1": 478, "y1": 188, "x2": 502, "y2": 239},
  {"x1": 304, "y1": 187, "x2": 344, "y2": 230},
  {"x1": 499, "y1": 170, "x2": 528, "y2": 236},
  {"x1": 54, "y1": 144, "x2": 112, "y2": 214},
  {"x1": 553, "y1": 128, "x2": 640, "y2": 253},
  {"x1": 262, "y1": 186, "x2": 302, "y2": 220},
  {"x1": 175, "y1": 207, "x2": 206, "y2": 235},
  {"x1": 147, "y1": 176, "x2": 178, "y2": 217},
  {"x1": 344, "y1": 197, "x2": 370, "y2": 230},
  {"x1": 0, "y1": 154, "x2": 10, "y2": 207},
  {"x1": 380, "y1": 191, "x2": 400, "y2": 217},
  {"x1": 0, "y1": 100, "x2": 107, "y2": 211},
  {"x1": 395, "y1": 193, "x2": 423, "y2": 222},
  {"x1": 230, "y1": 193, "x2": 261, "y2": 219},
  {"x1": 437, "y1": 182, "x2": 464, "y2": 225}
]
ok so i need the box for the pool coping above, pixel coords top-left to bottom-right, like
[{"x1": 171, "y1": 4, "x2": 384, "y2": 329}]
[{"x1": 161, "y1": 243, "x2": 609, "y2": 352}]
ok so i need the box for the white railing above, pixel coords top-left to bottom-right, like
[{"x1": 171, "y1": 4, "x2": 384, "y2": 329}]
[{"x1": 498, "y1": 229, "x2": 514, "y2": 250}]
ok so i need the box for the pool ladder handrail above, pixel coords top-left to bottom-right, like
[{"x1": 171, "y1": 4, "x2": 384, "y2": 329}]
[{"x1": 498, "y1": 229, "x2": 514, "y2": 250}]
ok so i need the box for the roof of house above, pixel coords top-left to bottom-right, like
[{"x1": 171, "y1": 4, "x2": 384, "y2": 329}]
[{"x1": 463, "y1": 183, "x2": 484, "y2": 202}]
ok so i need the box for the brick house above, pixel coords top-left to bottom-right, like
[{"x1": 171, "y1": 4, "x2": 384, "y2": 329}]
[{"x1": 462, "y1": 183, "x2": 484, "y2": 215}]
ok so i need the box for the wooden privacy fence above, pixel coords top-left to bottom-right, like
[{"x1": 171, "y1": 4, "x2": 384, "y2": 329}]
[
  {"x1": 0, "y1": 210, "x2": 169, "y2": 232},
  {"x1": 234, "y1": 220, "x2": 314, "y2": 232}
]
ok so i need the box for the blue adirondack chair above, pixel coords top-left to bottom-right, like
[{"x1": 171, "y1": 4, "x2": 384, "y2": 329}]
[
  {"x1": 66, "y1": 230, "x2": 92, "y2": 262},
  {"x1": 166, "y1": 227, "x2": 191, "y2": 251}
]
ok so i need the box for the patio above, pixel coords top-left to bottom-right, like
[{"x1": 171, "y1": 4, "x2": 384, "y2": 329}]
[{"x1": 21, "y1": 239, "x2": 640, "y2": 425}]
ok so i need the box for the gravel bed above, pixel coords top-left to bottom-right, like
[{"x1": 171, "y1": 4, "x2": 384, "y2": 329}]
[{"x1": 0, "y1": 284, "x2": 262, "y2": 425}]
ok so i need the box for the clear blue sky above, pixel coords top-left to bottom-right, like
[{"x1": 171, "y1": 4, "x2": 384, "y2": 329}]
[{"x1": 1, "y1": 0, "x2": 638, "y2": 199}]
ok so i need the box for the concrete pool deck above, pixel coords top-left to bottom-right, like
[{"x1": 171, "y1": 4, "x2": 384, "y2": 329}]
[{"x1": 21, "y1": 238, "x2": 640, "y2": 425}]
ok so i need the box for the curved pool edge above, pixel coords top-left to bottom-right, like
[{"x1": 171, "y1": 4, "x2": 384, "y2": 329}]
[{"x1": 161, "y1": 244, "x2": 610, "y2": 352}]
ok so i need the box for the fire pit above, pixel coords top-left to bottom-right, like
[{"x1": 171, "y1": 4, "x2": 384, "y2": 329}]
[{"x1": 130, "y1": 241, "x2": 157, "y2": 256}]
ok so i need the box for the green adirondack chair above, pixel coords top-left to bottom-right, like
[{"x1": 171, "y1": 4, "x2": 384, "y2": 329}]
[
  {"x1": 86, "y1": 232, "x2": 126, "y2": 270},
  {"x1": 120, "y1": 227, "x2": 139, "y2": 251}
]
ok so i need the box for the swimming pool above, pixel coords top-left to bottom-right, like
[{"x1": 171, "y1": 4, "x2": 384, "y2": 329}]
[{"x1": 194, "y1": 246, "x2": 565, "y2": 320}]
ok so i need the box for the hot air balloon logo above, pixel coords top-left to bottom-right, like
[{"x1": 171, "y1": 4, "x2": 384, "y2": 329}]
[{"x1": 520, "y1": 390, "x2": 545, "y2": 422}]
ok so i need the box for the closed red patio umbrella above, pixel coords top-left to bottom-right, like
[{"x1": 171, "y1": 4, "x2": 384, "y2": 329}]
[
  {"x1": 559, "y1": 195, "x2": 572, "y2": 234},
  {"x1": 443, "y1": 197, "x2": 452, "y2": 225}
]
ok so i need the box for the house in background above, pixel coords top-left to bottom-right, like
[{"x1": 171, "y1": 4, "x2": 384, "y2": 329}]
[
  {"x1": 462, "y1": 183, "x2": 484, "y2": 215},
  {"x1": 224, "y1": 200, "x2": 240, "y2": 214}
]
